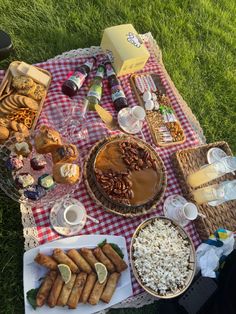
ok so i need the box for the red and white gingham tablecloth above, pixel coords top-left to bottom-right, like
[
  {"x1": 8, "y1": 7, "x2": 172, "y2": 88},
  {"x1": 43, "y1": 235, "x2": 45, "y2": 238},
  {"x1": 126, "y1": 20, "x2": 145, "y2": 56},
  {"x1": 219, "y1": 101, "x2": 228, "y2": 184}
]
[{"x1": 0, "y1": 39, "x2": 202, "y2": 296}]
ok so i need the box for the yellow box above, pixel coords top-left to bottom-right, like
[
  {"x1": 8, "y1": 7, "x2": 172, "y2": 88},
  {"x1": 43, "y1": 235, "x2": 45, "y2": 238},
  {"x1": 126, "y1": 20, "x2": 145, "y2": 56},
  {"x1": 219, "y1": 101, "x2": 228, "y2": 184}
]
[{"x1": 101, "y1": 24, "x2": 150, "y2": 76}]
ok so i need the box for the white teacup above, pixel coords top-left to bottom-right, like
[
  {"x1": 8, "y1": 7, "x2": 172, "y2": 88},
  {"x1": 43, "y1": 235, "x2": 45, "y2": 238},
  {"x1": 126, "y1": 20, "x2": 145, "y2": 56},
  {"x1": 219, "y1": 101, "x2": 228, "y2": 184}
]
[
  {"x1": 57, "y1": 202, "x2": 86, "y2": 227},
  {"x1": 64, "y1": 204, "x2": 86, "y2": 226}
]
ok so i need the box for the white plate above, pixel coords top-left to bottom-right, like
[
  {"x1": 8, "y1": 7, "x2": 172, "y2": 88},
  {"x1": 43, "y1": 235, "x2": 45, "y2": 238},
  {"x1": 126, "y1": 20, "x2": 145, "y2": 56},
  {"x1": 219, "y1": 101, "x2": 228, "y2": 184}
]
[{"x1": 24, "y1": 235, "x2": 133, "y2": 314}]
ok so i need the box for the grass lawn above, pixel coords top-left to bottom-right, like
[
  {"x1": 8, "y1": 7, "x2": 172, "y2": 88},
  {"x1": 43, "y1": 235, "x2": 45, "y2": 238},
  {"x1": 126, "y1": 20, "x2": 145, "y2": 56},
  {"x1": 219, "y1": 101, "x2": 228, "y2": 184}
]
[{"x1": 0, "y1": 0, "x2": 236, "y2": 313}]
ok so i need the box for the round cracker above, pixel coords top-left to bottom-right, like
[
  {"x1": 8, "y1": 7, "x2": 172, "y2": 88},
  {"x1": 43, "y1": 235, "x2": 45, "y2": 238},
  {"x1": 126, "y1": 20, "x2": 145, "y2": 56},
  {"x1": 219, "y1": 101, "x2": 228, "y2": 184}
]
[{"x1": 22, "y1": 96, "x2": 39, "y2": 111}]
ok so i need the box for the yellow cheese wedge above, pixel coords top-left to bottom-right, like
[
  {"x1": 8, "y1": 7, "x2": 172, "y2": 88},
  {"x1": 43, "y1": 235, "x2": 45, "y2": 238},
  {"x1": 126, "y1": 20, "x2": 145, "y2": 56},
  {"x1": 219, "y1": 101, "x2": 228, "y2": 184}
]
[{"x1": 17, "y1": 62, "x2": 50, "y2": 87}]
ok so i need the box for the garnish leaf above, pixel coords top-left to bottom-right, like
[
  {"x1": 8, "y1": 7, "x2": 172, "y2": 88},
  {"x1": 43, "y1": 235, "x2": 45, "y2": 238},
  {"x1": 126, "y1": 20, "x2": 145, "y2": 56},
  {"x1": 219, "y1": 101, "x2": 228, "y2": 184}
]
[
  {"x1": 26, "y1": 288, "x2": 39, "y2": 310},
  {"x1": 97, "y1": 239, "x2": 124, "y2": 258},
  {"x1": 110, "y1": 243, "x2": 124, "y2": 259},
  {"x1": 98, "y1": 239, "x2": 107, "y2": 248}
]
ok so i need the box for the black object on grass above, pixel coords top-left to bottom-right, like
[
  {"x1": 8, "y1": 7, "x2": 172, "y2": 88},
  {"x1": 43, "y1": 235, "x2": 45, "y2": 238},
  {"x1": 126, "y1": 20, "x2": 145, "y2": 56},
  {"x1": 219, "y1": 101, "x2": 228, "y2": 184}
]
[{"x1": 0, "y1": 30, "x2": 13, "y2": 61}]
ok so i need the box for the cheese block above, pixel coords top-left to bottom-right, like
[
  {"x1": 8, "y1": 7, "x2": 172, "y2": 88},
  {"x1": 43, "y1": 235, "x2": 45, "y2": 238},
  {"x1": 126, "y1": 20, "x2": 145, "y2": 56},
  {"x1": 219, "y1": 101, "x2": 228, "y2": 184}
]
[{"x1": 17, "y1": 62, "x2": 50, "y2": 87}]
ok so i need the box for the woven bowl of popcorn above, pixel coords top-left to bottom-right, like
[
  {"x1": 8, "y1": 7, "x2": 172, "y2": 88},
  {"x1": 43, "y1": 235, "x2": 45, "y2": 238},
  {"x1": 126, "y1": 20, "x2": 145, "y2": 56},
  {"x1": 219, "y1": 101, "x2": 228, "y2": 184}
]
[{"x1": 130, "y1": 216, "x2": 196, "y2": 298}]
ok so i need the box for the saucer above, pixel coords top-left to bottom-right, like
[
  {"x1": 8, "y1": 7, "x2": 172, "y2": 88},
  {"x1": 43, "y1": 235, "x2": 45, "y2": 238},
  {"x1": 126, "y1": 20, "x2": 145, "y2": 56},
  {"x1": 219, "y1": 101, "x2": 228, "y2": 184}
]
[
  {"x1": 163, "y1": 195, "x2": 189, "y2": 227},
  {"x1": 49, "y1": 198, "x2": 87, "y2": 236},
  {"x1": 117, "y1": 107, "x2": 143, "y2": 134}
]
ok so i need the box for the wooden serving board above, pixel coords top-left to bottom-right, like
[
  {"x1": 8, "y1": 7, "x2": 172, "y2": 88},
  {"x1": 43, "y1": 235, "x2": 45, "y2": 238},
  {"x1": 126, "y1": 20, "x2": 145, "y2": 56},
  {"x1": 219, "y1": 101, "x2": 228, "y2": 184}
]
[
  {"x1": 0, "y1": 61, "x2": 52, "y2": 137},
  {"x1": 130, "y1": 72, "x2": 186, "y2": 147}
]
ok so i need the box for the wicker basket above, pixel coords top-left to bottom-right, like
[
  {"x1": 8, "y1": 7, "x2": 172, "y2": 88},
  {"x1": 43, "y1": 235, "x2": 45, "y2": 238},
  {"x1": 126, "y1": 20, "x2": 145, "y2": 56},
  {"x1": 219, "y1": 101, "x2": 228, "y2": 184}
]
[
  {"x1": 84, "y1": 134, "x2": 167, "y2": 217},
  {"x1": 172, "y1": 141, "x2": 236, "y2": 239}
]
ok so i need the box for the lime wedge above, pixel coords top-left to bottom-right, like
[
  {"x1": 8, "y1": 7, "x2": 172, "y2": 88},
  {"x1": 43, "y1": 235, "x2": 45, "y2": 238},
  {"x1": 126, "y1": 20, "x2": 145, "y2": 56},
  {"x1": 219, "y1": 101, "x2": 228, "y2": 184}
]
[
  {"x1": 58, "y1": 264, "x2": 71, "y2": 284},
  {"x1": 95, "y1": 262, "x2": 108, "y2": 284}
]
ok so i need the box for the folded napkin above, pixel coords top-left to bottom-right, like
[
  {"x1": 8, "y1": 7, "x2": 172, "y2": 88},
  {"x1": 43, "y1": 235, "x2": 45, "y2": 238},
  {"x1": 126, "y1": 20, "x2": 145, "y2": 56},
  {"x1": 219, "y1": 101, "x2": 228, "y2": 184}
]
[{"x1": 196, "y1": 229, "x2": 235, "y2": 278}]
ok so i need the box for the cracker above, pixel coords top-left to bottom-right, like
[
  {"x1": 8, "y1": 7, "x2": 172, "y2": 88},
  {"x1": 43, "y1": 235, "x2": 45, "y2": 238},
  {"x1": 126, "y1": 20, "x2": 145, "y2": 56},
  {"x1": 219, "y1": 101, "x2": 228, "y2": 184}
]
[{"x1": 22, "y1": 96, "x2": 39, "y2": 111}]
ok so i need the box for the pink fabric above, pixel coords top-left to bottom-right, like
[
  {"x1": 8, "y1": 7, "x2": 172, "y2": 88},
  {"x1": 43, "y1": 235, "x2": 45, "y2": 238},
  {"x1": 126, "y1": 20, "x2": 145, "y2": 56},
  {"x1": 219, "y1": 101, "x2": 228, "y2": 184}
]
[{"x1": 0, "y1": 39, "x2": 201, "y2": 295}]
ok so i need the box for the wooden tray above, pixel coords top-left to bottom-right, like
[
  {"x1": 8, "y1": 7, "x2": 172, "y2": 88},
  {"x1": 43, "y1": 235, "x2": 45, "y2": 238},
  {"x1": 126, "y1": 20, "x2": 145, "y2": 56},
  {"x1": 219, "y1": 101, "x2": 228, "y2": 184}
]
[
  {"x1": 0, "y1": 61, "x2": 52, "y2": 137},
  {"x1": 130, "y1": 72, "x2": 186, "y2": 147},
  {"x1": 172, "y1": 141, "x2": 236, "y2": 239},
  {"x1": 84, "y1": 134, "x2": 167, "y2": 217}
]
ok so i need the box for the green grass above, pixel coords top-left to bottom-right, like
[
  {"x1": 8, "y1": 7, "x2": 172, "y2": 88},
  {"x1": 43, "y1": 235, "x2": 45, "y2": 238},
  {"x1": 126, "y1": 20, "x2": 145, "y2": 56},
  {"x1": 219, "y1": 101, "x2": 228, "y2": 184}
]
[{"x1": 0, "y1": 0, "x2": 236, "y2": 313}]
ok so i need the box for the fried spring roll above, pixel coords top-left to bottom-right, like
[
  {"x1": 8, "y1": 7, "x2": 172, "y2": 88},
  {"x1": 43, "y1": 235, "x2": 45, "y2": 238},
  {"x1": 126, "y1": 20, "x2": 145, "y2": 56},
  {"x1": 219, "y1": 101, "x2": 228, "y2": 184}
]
[
  {"x1": 34, "y1": 253, "x2": 58, "y2": 270},
  {"x1": 57, "y1": 274, "x2": 76, "y2": 306},
  {"x1": 101, "y1": 272, "x2": 121, "y2": 303},
  {"x1": 80, "y1": 272, "x2": 97, "y2": 304},
  {"x1": 47, "y1": 273, "x2": 64, "y2": 308},
  {"x1": 52, "y1": 248, "x2": 79, "y2": 273},
  {"x1": 67, "y1": 272, "x2": 88, "y2": 309},
  {"x1": 88, "y1": 278, "x2": 108, "y2": 305},
  {"x1": 80, "y1": 248, "x2": 99, "y2": 270},
  {"x1": 67, "y1": 249, "x2": 92, "y2": 274},
  {"x1": 36, "y1": 270, "x2": 57, "y2": 307},
  {"x1": 102, "y1": 244, "x2": 128, "y2": 272},
  {"x1": 93, "y1": 247, "x2": 116, "y2": 273}
]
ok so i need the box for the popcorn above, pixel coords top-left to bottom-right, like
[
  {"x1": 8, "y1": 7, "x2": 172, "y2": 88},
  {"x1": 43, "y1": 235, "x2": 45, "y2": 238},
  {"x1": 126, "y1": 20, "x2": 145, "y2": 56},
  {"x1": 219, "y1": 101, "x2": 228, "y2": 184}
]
[{"x1": 133, "y1": 219, "x2": 191, "y2": 295}]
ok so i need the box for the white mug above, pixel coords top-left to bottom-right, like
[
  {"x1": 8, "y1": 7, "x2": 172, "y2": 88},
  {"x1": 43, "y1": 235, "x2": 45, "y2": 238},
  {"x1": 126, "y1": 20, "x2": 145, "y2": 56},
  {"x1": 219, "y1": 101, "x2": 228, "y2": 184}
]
[
  {"x1": 175, "y1": 202, "x2": 198, "y2": 222},
  {"x1": 164, "y1": 195, "x2": 199, "y2": 226}
]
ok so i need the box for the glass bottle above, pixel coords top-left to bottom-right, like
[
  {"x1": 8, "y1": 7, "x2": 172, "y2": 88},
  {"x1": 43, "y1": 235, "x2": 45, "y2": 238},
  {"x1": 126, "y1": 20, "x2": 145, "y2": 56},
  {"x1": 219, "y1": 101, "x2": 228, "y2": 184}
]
[
  {"x1": 85, "y1": 64, "x2": 105, "y2": 110},
  {"x1": 104, "y1": 61, "x2": 128, "y2": 112},
  {"x1": 187, "y1": 156, "x2": 236, "y2": 188},
  {"x1": 61, "y1": 56, "x2": 96, "y2": 97},
  {"x1": 192, "y1": 180, "x2": 236, "y2": 205}
]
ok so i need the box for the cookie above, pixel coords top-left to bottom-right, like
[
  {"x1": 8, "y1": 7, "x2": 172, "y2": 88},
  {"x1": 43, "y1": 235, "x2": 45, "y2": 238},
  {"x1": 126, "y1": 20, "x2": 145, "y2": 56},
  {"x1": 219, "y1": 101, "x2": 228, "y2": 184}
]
[
  {"x1": 17, "y1": 123, "x2": 30, "y2": 136},
  {"x1": 24, "y1": 185, "x2": 46, "y2": 200},
  {"x1": 30, "y1": 155, "x2": 47, "y2": 170},
  {"x1": 14, "y1": 95, "x2": 27, "y2": 107},
  {"x1": 2, "y1": 95, "x2": 23, "y2": 108},
  {"x1": 30, "y1": 84, "x2": 45, "y2": 101},
  {"x1": 2, "y1": 99, "x2": 20, "y2": 111},
  {"x1": 0, "y1": 125, "x2": 9, "y2": 140},
  {"x1": 0, "y1": 105, "x2": 11, "y2": 115},
  {"x1": 0, "y1": 118, "x2": 9, "y2": 128},
  {"x1": 10, "y1": 120, "x2": 19, "y2": 131},
  {"x1": 17, "y1": 82, "x2": 36, "y2": 97},
  {"x1": 22, "y1": 96, "x2": 39, "y2": 111},
  {"x1": 5, "y1": 155, "x2": 24, "y2": 171},
  {"x1": 38, "y1": 174, "x2": 55, "y2": 189},
  {"x1": 15, "y1": 173, "x2": 34, "y2": 189},
  {"x1": 12, "y1": 75, "x2": 34, "y2": 90}
]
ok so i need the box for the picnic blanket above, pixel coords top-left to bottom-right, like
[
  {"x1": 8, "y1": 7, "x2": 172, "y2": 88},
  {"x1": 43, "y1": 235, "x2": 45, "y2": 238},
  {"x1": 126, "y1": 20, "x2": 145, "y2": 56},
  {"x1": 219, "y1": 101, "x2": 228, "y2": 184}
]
[{"x1": 1, "y1": 33, "x2": 205, "y2": 309}]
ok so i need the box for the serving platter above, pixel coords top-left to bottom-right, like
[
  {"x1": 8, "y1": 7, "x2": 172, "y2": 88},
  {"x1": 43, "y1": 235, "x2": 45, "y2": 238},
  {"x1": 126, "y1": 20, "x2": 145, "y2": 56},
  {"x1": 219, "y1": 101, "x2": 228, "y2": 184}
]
[
  {"x1": 130, "y1": 216, "x2": 196, "y2": 298},
  {"x1": 130, "y1": 72, "x2": 186, "y2": 147},
  {"x1": 24, "y1": 234, "x2": 133, "y2": 314},
  {"x1": 84, "y1": 134, "x2": 167, "y2": 217}
]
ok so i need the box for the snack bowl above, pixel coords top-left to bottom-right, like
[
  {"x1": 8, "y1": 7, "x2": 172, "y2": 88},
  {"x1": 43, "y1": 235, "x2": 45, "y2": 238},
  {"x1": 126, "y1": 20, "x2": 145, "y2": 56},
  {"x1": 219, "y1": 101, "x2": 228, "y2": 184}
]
[
  {"x1": 0, "y1": 131, "x2": 82, "y2": 208},
  {"x1": 130, "y1": 216, "x2": 196, "y2": 298}
]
